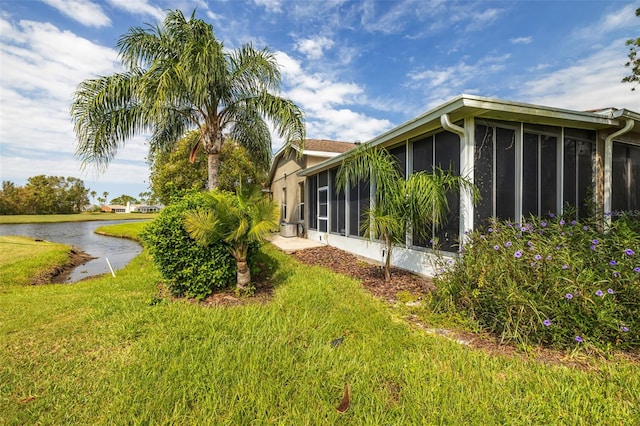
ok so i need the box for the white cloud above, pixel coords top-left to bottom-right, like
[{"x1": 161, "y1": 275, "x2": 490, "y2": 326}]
[
  {"x1": 573, "y1": 4, "x2": 639, "y2": 40},
  {"x1": 274, "y1": 51, "x2": 393, "y2": 145},
  {"x1": 519, "y1": 40, "x2": 640, "y2": 111},
  {"x1": 407, "y1": 54, "x2": 510, "y2": 108},
  {"x1": 253, "y1": 0, "x2": 282, "y2": 14},
  {"x1": 294, "y1": 36, "x2": 335, "y2": 60},
  {"x1": 0, "y1": 17, "x2": 149, "y2": 196},
  {"x1": 510, "y1": 36, "x2": 532, "y2": 45},
  {"x1": 107, "y1": 0, "x2": 165, "y2": 22},
  {"x1": 41, "y1": 0, "x2": 111, "y2": 28}
]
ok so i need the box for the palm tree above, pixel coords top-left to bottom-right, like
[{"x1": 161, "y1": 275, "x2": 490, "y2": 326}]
[
  {"x1": 336, "y1": 143, "x2": 478, "y2": 282},
  {"x1": 184, "y1": 186, "x2": 280, "y2": 293},
  {"x1": 102, "y1": 191, "x2": 109, "y2": 204},
  {"x1": 90, "y1": 190, "x2": 97, "y2": 204},
  {"x1": 71, "y1": 9, "x2": 305, "y2": 190}
]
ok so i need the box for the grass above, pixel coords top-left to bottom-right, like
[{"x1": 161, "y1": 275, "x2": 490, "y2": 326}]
[
  {"x1": 94, "y1": 221, "x2": 148, "y2": 240},
  {"x1": 0, "y1": 212, "x2": 158, "y2": 224},
  {"x1": 1, "y1": 223, "x2": 639, "y2": 424},
  {"x1": 0, "y1": 236, "x2": 71, "y2": 286}
]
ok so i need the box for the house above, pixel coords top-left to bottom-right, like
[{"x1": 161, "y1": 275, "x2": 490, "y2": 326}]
[
  {"x1": 294, "y1": 94, "x2": 639, "y2": 276},
  {"x1": 101, "y1": 204, "x2": 127, "y2": 213},
  {"x1": 267, "y1": 139, "x2": 356, "y2": 236}
]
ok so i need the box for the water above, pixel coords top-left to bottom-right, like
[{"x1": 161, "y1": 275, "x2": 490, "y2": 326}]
[{"x1": 0, "y1": 220, "x2": 145, "y2": 282}]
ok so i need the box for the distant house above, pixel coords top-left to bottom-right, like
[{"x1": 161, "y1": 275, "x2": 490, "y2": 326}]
[
  {"x1": 294, "y1": 94, "x2": 639, "y2": 275},
  {"x1": 267, "y1": 139, "x2": 356, "y2": 236},
  {"x1": 101, "y1": 203, "x2": 162, "y2": 213},
  {"x1": 101, "y1": 204, "x2": 126, "y2": 213}
]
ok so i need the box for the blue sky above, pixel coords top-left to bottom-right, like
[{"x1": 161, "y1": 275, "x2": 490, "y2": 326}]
[{"x1": 1, "y1": 0, "x2": 639, "y2": 202}]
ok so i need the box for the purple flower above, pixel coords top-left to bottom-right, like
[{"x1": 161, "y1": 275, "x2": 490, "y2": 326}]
[
  {"x1": 566, "y1": 293, "x2": 573, "y2": 299},
  {"x1": 541, "y1": 221, "x2": 547, "y2": 227},
  {"x1": 570, "y1": 220, "x2": 576, "y2": 226},
  {"x1": 591, "y1": 239, "x2": 599, "y2": 245},
  {"x1": 575, "y1": 336, "x2": 583, "y2": 343},
  {"x1": 607, "y1": 288, "x2": 614, "y2": 294},
  {"x1": 634, "y1": 267, "x2": 640, "y2": 273},
  {"x1": 546, "y1": 255, "x2": 552, "y2": 261},
  {"x1": 488, "y1": 227, "x2": 493, "y2": 233},
  {"x1": 609, "y1": 260, "x2": 617, "y2": 266},
  {"x1": 621, "y1": 326, "x2": 629, "y2": 332},
  {"x1": 605, "y1": 211, "x2": 612, "y2": 217},
  {"x1": 514, "y1": 250, "x2": 523, "y2": 258},
  {"x1": 505, "y1": 241, "x2": 512, "y2": 247},
  {"x1": 562, "y1": 264, "x2": 569, "y2": 270},
  {"x1": 625, "y1": 249, "x2": 635, "y2": 256},
  {"x1": 613, "y1": 272, "x2": 621, "y2": 278},
  {"x1": 549, "y1": 213, "x2": 555, "y2": 218},
  {"x1": 534, "y1": 254, "x2": 542, "y2": 260},
  {"x1": 590, "y1": 245, "x2": 597, "y2": 251},
  {"x1": 559, "y1": 220, "x2": 565, "y2": 225},
  {"x1": 527, "y1": 241, "x2": 534, "y2": 247},
  {"x1": 583, "y1": 226, "x2": 589, "y2": 231},
  {"x1": 595, "y1": 290, "x2": 604, "y2": 297},
  {"x1": 530, "y1": 262, "x2": 536, "y2": 267},
  {"x1": 493, "y1": 245, "x2": 500, "y2": 250},
  {"x1": 543, "y1": 319, "x2": 552, "y2": 327}
]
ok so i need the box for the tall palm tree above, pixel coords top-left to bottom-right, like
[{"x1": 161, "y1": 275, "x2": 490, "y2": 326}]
[
  {"x1": 337, "y1": 143, "x2": 478, "y2": 282},
  {"x1": 184, "y1": 186, "x2": 280, "y2": 293},
  {"x1": 71, "y1": 9, "x2": 305, "y2": 190}
]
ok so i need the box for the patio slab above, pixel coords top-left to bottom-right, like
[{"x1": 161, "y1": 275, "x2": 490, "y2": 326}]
[{"x1": 268, "y1": 235, "x2": 324, "y2": 253}]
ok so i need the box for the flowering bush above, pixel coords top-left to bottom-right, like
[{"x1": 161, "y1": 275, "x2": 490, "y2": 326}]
[{"x1": 432, "y1": 213, "x2": 640, "y2": 351}]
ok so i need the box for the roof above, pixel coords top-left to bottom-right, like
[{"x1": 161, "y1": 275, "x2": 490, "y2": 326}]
[
  {"x1": 267, "y1": 139, "x2": 356, "y2": 185},
  {"x1": 303, "y1": 139, "x2": 356, "y2": 154},
  {"x1": 300, "y1": 94, "x2": 640, "y2": 177}
]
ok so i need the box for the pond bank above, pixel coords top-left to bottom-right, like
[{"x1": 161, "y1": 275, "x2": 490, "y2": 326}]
[{"x1": 32, "y1": 246, "x2": 95, "y2": 284}]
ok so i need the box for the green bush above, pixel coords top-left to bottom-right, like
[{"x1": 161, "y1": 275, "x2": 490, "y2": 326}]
[
  {"x1": 431, "y1": 213, "x2": 640, "y2": 352},
  {"x1": 140, "y1": 191, "x2": 236, "y2": 299}
]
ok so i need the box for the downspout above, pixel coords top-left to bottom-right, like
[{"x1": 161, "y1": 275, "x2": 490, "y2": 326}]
[
  {"x1": 604, "y1": 118, "x2": 635, "y2": 223},
  {"x1": 440, "y1": 114, "x2": 471, "y2": 248}
]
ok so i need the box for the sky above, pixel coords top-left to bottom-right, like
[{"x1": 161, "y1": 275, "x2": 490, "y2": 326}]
[{"x1": 1, "y1": 0, "x2": 639, "y2": 202}]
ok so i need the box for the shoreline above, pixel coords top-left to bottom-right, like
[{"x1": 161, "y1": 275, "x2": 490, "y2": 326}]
[{"x1": 31, "y1": 247, "x2": 96, "y2": 284}]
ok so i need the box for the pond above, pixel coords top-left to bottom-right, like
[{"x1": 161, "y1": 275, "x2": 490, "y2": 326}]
[{"x1": 0, "y1": 220, "x2": 145, "y2": 282}]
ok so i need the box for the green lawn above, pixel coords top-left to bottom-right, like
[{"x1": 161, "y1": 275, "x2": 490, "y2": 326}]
[
  {"x1": 0, "y1": 223, "x2": 638, "y2": 424},
  {"x1": 0, "y1": 212, "x2": 158, "y2": 224},
  {"x1": 0, "y1": 236, "x2": 71, "y2": 286}
]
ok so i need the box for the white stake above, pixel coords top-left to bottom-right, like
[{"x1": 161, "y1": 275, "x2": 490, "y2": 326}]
[{"x1": 106, "y1": 257, "x2": 116, "y2": 277}]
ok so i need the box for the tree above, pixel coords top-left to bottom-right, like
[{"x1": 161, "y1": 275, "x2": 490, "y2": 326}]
[
  {"x1": 90, "y1": 190, "x2": 97, "y2": 204},
  {"x1": 110, "y1": 194, "x2": 138, "y2": 205},
  {"x1": 336, "y1": 144, "x2": 478, "y2": 282},
  {"x1": 149, "y1": 132, "x2": 267, "y2": 205},
  {"x1": 102, "y1": 192, "x2": 109, "y2": 204},
  {"x1": 184, "y1": 185, "x2": 280, "y2": 293},
  {"x1": 0, "y1": 176, "x2": 89, "y2": 214},
  {"x1": 622, "y1": 7, "x2": 640, "y2": 90},
  {"x1": 71, "y1": 9, "x2": 305, "y2": 191}
]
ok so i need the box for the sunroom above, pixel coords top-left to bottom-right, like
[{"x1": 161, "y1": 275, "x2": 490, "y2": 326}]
[{"x1": 299, "y1": 95, "x2": 640, "y2": 276}]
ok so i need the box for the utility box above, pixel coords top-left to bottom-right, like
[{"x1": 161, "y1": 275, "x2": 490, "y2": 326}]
[{"x1": 280, "y1": 223, "x2": 297, "y2": 238}]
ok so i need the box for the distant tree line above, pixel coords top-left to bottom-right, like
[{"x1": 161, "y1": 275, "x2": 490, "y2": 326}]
[{"x1": 0, "y1": 175, "x2": 89, "y2": 215}]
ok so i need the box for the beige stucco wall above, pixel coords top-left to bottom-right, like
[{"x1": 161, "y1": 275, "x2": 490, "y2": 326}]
[
  {"x1": 269, "y1": 153, "x2": 331, "y2": 227},
  {"x1": 270, "y1": 155, "x2": 328, "y2": 223}
]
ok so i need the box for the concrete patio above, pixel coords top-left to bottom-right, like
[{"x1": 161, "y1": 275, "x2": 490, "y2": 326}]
[{"x1": 268, "y1": 234, "x2": 324, "y2": 254}]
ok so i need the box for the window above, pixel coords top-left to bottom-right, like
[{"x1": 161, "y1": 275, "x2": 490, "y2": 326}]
[
  {"x1": 348, "y1": 177, "x2": 370, "y2": 237},
  {"x1": 389, "y1": 144, "x2": 407, "y2": 177},
  {"x1": 330, "y1": 168, "x2": 346, "y2": 234},
  {"x1": 522, "y1": 132, "x2": 558, "y2": 218},
  {"x1": 308, "y1": 175, "x2": 317, "y2": 230},
  {"x1": 411, "y1": 131, "x2": 461, "y2": 250},
  {"x1": 318, "y1": 171, "x2": 329, "y2": 232},
  {"x1": 474, "y1": 123, "x2": 517, "y2": 223},
  {"x1": 563, "y1": 129, "x2": 595, "y2": 219},
  {"x1": 612, "y1": 142, "x2": 640, "y2": 214},
  {"x1": 281, "y1": 187, "x2": 287, "y2": 221},
  {"x1": 298, "y1": 182, "x2": 305, "y2": 221}
]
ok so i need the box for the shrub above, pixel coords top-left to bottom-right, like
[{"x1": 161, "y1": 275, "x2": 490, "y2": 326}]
[
  {"x1": 140, "y1": 191, "x2": 236, "y2": 299},
  {"x1": 431, "y1": 213, "x2": 640, "y2": 351}
]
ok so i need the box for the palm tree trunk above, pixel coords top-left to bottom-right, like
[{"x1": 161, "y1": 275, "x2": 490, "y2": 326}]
[
  {"x1": 236, "y1": 260, "x2": 251, "y2": 293},
  {"x1": 207, "y1": 152, "x2": 219, "y2": 191}
]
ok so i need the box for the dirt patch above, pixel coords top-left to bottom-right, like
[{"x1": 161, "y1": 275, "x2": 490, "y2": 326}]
[{"x1": 31, "y1": 247, "x2": 95, "y2": 285}]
